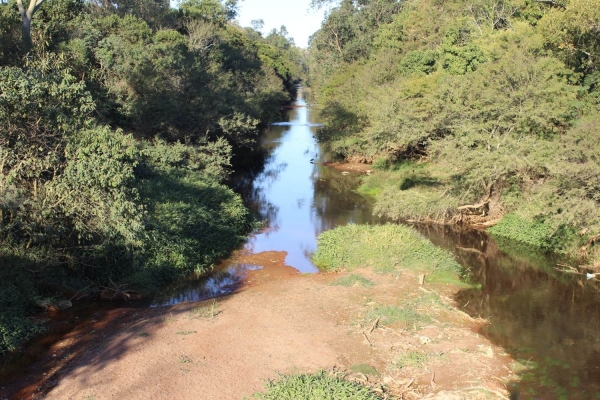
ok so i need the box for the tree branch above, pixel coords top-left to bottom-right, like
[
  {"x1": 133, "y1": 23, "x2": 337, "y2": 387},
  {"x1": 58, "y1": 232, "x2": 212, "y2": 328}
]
[{"x1": 15, "y1": 0, "x2": 25, "y2": 16}]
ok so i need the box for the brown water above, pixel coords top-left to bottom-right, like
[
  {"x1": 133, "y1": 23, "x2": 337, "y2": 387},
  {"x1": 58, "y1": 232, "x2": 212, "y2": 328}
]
[
  {"x1": 417, "y1": 225, "x2": 600, "y2": 399},
  {"x1": 3, "y1": 89, "x2": 600, "y2": 399}
]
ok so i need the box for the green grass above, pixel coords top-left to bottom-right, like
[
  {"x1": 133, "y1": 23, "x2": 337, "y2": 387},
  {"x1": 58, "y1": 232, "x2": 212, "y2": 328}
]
[
  {"x1": 250, "y1": 370, "x2": 383, "y2": 400},
  {"x1": 330, "y1": 274, "x2": 374, "y2": 288},
  {"x1": 312, "y1": 224, "x2": 463, "y2": 284},
  {"x1": 366, "y1": 302, "x2": 430, "y2": 329},
  {"x1": 188, "y1": 299, "x2": 221, "y2": 319},
  {"x1": 392, "y1": 351, "x2": 430, "y2": 369}
]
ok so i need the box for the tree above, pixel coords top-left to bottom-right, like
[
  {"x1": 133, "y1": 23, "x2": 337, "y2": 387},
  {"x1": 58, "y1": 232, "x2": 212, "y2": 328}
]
[
  {"x1": 251, "y1": 18, "x2": 264, "y2": 32},
  {"x1": 15, "y1": 0, "x2": 46, "y2": 53}
]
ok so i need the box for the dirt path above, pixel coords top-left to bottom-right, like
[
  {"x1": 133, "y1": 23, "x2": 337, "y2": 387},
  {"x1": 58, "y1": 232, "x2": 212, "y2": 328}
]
[{"x1": 8, "y1": 251, "x2": 515, "y2": 399}]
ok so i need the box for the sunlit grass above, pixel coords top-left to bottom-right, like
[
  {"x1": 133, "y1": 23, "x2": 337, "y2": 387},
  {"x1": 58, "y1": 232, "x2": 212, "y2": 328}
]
[
  {"x1": 250, "y1": 370, "x2": 383, "y2": 400},
  {"x1": 312, "y1": 224, "x2": 463, "y2": 284}
]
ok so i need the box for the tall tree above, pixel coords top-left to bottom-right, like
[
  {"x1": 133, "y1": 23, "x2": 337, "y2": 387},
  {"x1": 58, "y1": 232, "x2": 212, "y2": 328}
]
[{"x1": 15, "y1": 0, "x2": 46, "y2": 53}]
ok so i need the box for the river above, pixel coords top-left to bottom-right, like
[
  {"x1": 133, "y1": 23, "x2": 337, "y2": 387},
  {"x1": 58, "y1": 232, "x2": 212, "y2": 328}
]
[
  {"x1": 3, "y1": 88, "x2": 600, "y2": 399},
  {"x1": 156, "y1": 88, "x2": 600, "y2": 398}
]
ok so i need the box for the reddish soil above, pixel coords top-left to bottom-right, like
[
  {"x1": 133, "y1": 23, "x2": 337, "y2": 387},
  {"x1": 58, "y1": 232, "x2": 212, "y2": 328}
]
[
  {"x1": 323, "y1": 161, "x2": 374, "y2": 174},
  {"x1": 2, "y1": 251, "x2": 515, "y2": 400}
]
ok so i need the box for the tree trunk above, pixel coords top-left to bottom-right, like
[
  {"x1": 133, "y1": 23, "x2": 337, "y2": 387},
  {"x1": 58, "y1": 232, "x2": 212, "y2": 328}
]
[{"x1": 22, "y1": 14, "x2": 32, "y2": 55}]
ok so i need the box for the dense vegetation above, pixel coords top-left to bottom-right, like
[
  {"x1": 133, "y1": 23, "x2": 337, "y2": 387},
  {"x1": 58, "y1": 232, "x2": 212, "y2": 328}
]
[
  {"x1": 0, "y1": 0, "x2": 304, "y2": 352},
  {"x1": 308, "y1": 0, "x2": 600, "y2": 261}
]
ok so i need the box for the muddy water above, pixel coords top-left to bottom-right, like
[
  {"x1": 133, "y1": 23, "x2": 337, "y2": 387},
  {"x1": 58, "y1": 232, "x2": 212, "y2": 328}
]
[{"x1": 417, "y1": 225, "x2": 600, "y2": 399}]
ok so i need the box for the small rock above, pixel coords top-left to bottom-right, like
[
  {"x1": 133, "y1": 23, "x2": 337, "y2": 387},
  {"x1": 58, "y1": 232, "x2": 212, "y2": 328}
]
[
  {"x1": 34, "y1": 299, "x2": 53, "y2": 309},
  {"x1": 419, "y1": 336, "x2": 432, "y2": 345}
]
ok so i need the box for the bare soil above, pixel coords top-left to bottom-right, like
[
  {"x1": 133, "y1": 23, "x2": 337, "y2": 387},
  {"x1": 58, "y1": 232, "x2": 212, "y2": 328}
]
[
  {"x1": 322, "y1": 161, "x2": 374, "y2": 174},
  {"x1": 3, "y1": 251, "x2": 515, "y2": 399}
]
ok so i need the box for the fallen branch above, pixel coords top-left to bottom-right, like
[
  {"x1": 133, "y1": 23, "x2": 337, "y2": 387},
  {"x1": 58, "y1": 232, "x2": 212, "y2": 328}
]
[
  {"x1": 368, "y1": 317, "x2": 381, "y2": 334},
  {"x1": 457, "y1": 200, "x2": 489, "y2": 211},
  {"x1": 69, "y1": 283, "x2": 93, "y2": 301},
  {"x1": 456, "y1": 246, "x2": 485, "y2": 255},
  {"x1": 581, "y1": 234, "x2": 600, "y2": 253},
  {"x1": 362, "y1": 332, "x2": 373, "y2": 346}
]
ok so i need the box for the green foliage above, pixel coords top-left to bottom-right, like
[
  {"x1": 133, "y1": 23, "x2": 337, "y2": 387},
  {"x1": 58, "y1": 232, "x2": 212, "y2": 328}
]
[
  {"x1": 488, "y1": 213, "x2": 576, "y2": 253},
  {"x1": 138, "y1": 164, "x2": 253, "y2": 282},
  {"x1": 312, "y1": 224, "x2": 462, "y2": 282},
  {"x1": 0, "y1": 0, "x2": 302, "y2": 352},
  {"x1": 367, "y1": 303, "x2": 430, "y2": 328},
  {"x1": 0, "y1": 248, "x2": 45, "y2": 353},
  {"x1": 309, "y1": 0, "x2": 600, "y2": 262},
  {"x1": 251, "y1": 370, "x2": 383, "y2": 400}
]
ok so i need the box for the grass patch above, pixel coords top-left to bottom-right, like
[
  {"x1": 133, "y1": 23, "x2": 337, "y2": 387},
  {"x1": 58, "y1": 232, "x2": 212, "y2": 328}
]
[
  {"x1": 188, "y1": 299, "x2": 221, "y2": 319},
  {"x1": 251, "y1": 370, "x2": 383, "y2": 400},
  {"x1": 312, "y1": 224, "x2": 462, "y2": 283},
  {"x1": 489, "y1": 213, "x2": 567, "y2": 252},
  {"x1": 392, "y1": 351, "x2": 430, "y2": 369},
  {"x1": 366, "y1": 302, "x2": 430, "y2": 329},
  {"x1": 330, "y1": 274, "x2": 373, "y2": 288},
  {"x1": 179, "y1": 354, "x2": 192, "y2": 364}
]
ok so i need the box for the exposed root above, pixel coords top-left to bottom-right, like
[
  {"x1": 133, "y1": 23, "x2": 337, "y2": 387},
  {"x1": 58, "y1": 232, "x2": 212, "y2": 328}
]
[{"x1": 99, "y1": 278, "x2": 141, "y2": 301}]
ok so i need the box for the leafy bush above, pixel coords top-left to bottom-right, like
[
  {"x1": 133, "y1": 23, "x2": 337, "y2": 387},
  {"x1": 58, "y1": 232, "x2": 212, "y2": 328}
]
[
  {"x1": 138, "y1": 164, "x2": 253, "y2": 284},
  {"x1": 488, "y1": 213, "x2": 574, "y2": 253},
  {"x1": 0, "y1": 247, "x2": 45, "y2": 353}
]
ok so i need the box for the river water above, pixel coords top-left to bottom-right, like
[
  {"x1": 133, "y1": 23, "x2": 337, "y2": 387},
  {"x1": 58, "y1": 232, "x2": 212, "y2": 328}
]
[
  {"x1": 4, "y1": 89, "x2": 600, "y2": 398},
  {"x1": 156, "y1": 88, "x2": 600, "y2": 398}
]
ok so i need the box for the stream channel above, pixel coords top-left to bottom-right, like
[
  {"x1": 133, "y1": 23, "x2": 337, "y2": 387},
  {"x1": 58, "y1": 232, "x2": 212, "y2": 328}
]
[{"x1": 3, "y1": 89, "x2": 600, "y2": 399}]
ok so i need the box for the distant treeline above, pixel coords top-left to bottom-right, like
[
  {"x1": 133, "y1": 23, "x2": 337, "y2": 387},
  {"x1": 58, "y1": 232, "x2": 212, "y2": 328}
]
[
  {"x1": 0, "y1": 0, "x2": 304, "y2": 352},
  {"x1": 308, "y1": 0, "x2": 600, "y2": 261}
]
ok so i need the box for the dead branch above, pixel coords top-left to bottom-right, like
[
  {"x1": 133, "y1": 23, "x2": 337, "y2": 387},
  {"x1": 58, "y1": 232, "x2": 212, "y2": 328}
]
[
  {"x1": 457, "y1": 200, "x2": 489, "y2": 211},
  {"x1": 456, "y1": 246, "x2": 485, "y2": 255},
  {"x1": 368, "y1": 317, "x2": 381, "y2": 334},
  {"x1": 581, "y1": 234, "x2": 600, "y2": 253}
]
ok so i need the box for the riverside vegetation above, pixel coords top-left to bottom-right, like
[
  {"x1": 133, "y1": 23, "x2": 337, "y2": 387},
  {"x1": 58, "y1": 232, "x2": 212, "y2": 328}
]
[
  {"x1": 0, "y1": 0, "x2": 305, "y2": 352},
  {"x1": 307, "y1": 0, "x2": 600, "y2": 263}
]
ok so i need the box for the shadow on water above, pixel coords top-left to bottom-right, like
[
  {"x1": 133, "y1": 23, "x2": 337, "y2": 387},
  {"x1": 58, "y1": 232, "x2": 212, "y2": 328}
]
[
  {"x1": 414, "y1": 224, "x2": 600, "y2": 399},
  {"x1": 151, "y1": 263, "x2": 263, "y2": 307}
]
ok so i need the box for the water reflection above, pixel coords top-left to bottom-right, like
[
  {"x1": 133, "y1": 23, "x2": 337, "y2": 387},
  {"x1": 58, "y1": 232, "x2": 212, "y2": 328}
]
[
  {"x1": 152, "y1": 264, "x2": 262, "y2": 307},
  {"x1": 414, "y1": 224, "x2": 600, "y2": 399},
  {"x1": 238, "y1": 88, "x2": 386, "y2": 272}
]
